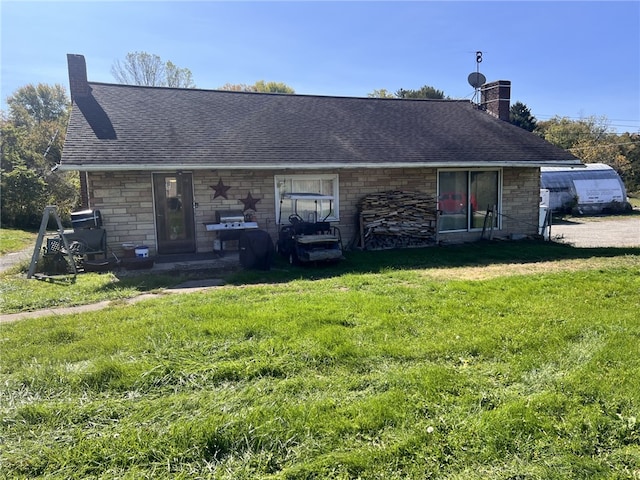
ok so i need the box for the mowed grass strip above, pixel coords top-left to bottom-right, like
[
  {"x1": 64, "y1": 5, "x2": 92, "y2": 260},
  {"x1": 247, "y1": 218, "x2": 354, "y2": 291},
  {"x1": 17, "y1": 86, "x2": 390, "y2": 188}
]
[{"x1": 1, "y1": 260, "x2": 639, "y2": 478}]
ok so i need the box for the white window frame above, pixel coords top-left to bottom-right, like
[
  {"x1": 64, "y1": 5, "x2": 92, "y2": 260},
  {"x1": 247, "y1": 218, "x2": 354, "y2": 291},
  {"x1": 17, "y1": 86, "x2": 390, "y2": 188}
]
[
  {"x1": 437, "y1": 168, "x2": 502, "y2": 232},
  {"x1": 275, "y1": 174, "x2": 339, "y2": 224}
]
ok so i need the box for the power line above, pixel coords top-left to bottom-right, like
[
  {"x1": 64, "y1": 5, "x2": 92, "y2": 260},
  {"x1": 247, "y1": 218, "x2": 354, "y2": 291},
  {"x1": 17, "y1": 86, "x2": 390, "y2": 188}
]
[
  {"x1": 534, "y1": 114, "x2": 640, "y2": 131},
  {"x1": 535, "y1": 114, "x2": 639, "y2": 123},
  {"x1": 566, "y1": 140, "x2": 638, "y2": 152}
]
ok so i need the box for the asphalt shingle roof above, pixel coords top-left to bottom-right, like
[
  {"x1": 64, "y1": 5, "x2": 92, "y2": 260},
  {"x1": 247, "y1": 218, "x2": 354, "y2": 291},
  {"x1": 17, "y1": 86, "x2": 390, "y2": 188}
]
[{"x1": 61, "y1": 82, "x2": 580, "y2": 171}]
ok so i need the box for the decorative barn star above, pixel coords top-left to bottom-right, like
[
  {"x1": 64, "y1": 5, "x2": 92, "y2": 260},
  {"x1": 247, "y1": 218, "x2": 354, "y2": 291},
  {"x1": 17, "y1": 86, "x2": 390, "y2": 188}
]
[
  {"x1": 210, "y1": 179, "x2": 231, "y2": 199},
  {"x1": 240, "y1": 191, "x2": 261, "y2": 211}
]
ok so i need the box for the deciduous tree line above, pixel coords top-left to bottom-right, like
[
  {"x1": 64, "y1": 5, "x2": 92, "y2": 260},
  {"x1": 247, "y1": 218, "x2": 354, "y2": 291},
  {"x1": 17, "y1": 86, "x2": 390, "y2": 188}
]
[{"x1": 510, "y1": 101, "x2": 639, "y2": 193}]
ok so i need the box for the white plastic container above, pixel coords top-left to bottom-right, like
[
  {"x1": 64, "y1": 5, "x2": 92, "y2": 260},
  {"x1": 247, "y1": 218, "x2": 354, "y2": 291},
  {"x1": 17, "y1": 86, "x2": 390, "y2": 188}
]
[{"x1": 135, "y1": 246, "x2": 149, "y2": 258}]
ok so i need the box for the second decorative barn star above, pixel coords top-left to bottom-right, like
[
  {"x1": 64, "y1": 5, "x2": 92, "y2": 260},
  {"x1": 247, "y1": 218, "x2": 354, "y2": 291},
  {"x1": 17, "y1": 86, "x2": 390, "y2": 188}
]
[{"x1": 240, "y1": 191, "x2": 261, "y2": 211}]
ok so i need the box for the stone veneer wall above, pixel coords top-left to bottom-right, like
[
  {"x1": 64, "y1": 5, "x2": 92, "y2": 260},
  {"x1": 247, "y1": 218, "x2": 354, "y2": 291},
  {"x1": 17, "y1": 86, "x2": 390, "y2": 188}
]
[
  {"x1": 501, "y1": 167, "x2": 541, "y2": 237},
  {"x1": 87, "y1": 167, "x2": 540, "y2": 256},
  {"x1": 86, "y1": 171, "x2": 156, "y2": 256}
]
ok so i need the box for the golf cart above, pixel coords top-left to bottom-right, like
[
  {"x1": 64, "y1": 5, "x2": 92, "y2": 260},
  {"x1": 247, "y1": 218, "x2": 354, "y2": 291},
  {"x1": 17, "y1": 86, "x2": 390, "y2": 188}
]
[{"x1": 277, "y1": 193, "x2": 343, "y2": 265}]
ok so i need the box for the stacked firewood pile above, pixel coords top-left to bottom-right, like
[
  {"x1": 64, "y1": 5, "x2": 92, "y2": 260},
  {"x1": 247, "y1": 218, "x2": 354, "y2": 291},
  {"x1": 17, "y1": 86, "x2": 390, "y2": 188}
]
[{"x1": 357, "y1": 191, "x2": 439, "y2": 250}]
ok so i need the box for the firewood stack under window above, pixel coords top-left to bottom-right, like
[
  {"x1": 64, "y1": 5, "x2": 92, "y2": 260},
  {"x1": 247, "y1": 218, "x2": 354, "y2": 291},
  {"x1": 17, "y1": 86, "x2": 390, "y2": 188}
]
[{"x1": 357, "y1": 191, "x2": 439, "y2": 250}]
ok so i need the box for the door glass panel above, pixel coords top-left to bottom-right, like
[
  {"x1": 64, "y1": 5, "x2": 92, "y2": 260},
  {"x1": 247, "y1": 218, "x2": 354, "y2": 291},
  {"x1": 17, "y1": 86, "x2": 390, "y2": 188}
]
[
  {"x1": 438, "y1": 171, "x2": 468, "y2": 231},
  {"x1": 165, "y1": 176, "x2": 186, "y2": 240},
  {"x1": 471, "y1": 171, "x2": 499, "y2": 228},
  {"x1": 153, "y1": 173, "x2": 195, "y2": 254},
  {"x1": 438, "y1": 170, "x2": 500, "y2": 232}
]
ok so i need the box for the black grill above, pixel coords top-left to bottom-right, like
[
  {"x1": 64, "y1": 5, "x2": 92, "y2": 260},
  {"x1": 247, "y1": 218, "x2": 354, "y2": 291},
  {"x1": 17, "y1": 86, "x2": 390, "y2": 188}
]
[{"x1": 71, "y1": 209, "x2": 102, "y2": 229}]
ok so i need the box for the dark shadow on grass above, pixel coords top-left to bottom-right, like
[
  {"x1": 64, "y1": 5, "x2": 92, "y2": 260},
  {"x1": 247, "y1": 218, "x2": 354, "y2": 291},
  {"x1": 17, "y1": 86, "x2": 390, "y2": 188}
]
[
  {"x1": 553, "y1": 208, "x2": 640, "y2": 224},
  {"x1": 97, "y1": 271, "x2": 212, "y2": 293},
  {"x1": 97, "y1": 259, "x2": 243, "y2": 293},
  {"x1": 551, "y1": 218, "x2": 583, "y2": 225},
  {"x1": 87, "y1": 240, "x2": 640, "y2": 292},
  {"x1": 31, "y1": 274, "x2": 78, "y2": 285},
  {"x1": 225, "y1": 240, "x2": 640, "y2": 286}
]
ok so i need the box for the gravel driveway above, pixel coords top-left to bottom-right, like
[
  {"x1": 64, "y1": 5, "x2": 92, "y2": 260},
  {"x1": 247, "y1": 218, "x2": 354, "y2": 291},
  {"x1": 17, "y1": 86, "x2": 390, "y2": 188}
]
[{"x1": 550, "y1": 216, "x2": 640, "y2": 248}]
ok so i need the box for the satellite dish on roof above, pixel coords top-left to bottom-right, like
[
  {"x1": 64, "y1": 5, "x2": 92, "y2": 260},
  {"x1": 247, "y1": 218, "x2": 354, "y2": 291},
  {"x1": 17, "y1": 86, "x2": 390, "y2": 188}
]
[{"x1": 468, "y1": 72, "x2": 486, "y2": 89}]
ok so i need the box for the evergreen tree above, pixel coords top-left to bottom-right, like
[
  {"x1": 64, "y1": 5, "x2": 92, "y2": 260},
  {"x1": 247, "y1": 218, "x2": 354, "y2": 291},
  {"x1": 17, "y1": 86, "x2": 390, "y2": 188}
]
[{"x1": 509, "y1": 101, "x2": 537, "y2": 131}]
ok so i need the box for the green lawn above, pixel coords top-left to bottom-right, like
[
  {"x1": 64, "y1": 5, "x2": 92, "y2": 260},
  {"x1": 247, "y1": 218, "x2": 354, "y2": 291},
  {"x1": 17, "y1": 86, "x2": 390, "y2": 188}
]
[
  {"x1": 0, "y1": 228, "x2": 37, "y2": 255},
  {"x1": 0, "y1": 269, "x2": 201, "y2": 314},
  {"x1": 1, "y1": 243, "x2": 639, "y2": 478},
  {"x1": 2, "y1": 240, "x2": 639, "y2": 314}
]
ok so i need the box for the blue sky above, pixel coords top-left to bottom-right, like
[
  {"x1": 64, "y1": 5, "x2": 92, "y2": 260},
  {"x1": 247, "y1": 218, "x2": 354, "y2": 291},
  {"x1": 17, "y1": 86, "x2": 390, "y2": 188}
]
[{"x1": 2, "y1": 1, "x2": 639, "y2": 133}]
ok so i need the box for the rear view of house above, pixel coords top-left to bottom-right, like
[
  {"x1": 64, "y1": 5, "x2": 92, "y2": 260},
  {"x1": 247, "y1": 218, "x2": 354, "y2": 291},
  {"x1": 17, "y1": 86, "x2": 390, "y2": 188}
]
[{"x1": 59, "y1": 54, "x2": 581, "y2": 259}]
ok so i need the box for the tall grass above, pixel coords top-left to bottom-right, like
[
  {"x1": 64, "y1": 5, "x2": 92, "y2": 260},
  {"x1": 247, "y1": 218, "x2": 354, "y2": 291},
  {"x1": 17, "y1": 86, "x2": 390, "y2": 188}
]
[{"x1": 1, "y1": 252, "x2": 639, "y2": 478}]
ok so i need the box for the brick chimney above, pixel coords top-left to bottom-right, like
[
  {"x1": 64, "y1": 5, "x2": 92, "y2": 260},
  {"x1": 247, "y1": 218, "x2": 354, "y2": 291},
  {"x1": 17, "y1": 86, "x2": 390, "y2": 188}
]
[
  {"x1": 480, "y1": 80, "x2": 511, "y2": 121},
  {"x1": 67, "y1": 54, "x2": 91, "y2": 100}
]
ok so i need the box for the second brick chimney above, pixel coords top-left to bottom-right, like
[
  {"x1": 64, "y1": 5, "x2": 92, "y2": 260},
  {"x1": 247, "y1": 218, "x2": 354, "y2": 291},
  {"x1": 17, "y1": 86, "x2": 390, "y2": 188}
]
[
  {"x1": 67, "y1": 54, "x2": 91, "y2": 101},
  {"x1": 480, "y1": 80, "x2": 511, "y2": 121}
]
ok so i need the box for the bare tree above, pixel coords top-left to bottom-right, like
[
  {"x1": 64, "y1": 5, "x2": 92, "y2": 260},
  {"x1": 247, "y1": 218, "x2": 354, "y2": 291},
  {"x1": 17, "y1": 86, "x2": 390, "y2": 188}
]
[
  {"x1": 219, "y1": 80, "x2": 294, "y2": 94},
  {"x1": 111, "y1": 52, "x2": 195, "y2": 88},
  {"x1": 165, "y1": 61, "x2": 195, "y2": 88}
]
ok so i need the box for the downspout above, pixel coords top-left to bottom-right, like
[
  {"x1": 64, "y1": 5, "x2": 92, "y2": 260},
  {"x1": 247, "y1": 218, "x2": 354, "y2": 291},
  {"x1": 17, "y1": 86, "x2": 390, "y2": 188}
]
[{"x1": 81, "y1": 171, "x2": 90, "y2": 208}]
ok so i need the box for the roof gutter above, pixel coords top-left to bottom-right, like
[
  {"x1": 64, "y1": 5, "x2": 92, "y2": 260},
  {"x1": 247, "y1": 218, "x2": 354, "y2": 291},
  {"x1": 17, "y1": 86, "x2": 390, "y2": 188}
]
[{"x1": 58, "y1": 160, "x2": 583, "y2": 172}]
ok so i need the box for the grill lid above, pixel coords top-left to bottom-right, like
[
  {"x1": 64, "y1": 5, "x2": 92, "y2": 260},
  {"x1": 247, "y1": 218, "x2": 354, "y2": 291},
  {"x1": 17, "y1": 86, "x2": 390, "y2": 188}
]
[{"x1": 216, "y1": 210, "x2": 245, "y2": 223}]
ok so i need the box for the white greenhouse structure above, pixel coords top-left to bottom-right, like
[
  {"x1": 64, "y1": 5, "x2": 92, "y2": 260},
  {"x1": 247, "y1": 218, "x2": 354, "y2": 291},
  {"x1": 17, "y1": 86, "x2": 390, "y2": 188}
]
[{"x1": 540, "y1": 163, "x2": 630, "y2": 214}]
